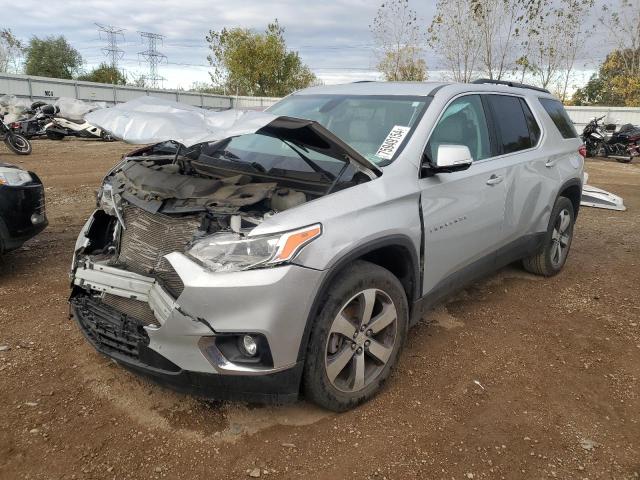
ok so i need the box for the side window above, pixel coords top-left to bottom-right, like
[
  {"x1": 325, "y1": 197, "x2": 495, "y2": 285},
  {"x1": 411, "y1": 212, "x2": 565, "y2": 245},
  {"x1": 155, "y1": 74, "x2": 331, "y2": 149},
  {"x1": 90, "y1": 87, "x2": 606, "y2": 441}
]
[
  {"x1": 539, "y1": 98, "x2": 578, "y2": 139},
  {"x1": 519, "y1": 98, "x2": 541, "y2": 146},
  {"x1": 486, "y1": 95, "x2": 533, "y2": 154},
  {"x1": 426, "y1": 95, "x2": 491, "y2": 162}
]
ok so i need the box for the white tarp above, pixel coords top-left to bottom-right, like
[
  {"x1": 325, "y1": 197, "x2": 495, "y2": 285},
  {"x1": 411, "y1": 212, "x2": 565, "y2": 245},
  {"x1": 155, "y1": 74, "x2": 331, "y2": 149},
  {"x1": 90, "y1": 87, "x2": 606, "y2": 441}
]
[
  {"x1": 85, "y1": 96, "x2": 277, "y2": 147},
  {"x1": 55, "y1": 97, "x2": 107, "y2": 120},
  {"x1": 0, "y1": 95, "x2": 32, "y2": 122}
]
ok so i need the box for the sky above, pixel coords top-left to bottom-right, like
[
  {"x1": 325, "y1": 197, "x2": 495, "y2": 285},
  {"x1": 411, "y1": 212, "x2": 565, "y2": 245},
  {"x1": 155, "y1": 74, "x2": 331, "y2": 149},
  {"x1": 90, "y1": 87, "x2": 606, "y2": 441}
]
[{"x1": 4, "y1": 0, "x2": 615, "y2": 90}]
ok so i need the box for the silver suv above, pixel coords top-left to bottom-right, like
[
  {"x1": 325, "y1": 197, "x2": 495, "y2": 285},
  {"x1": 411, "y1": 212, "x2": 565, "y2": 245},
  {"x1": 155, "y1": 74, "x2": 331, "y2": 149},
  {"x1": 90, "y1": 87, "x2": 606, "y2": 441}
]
[{"x1": 70, "y1": 80, "x2": 584, "y2": 411}]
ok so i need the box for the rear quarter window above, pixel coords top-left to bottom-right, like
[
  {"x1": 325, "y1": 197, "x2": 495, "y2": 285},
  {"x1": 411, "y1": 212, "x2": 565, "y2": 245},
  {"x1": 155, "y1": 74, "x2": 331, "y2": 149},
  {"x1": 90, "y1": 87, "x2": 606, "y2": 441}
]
[
  {"x1": 538, "y1": 98, "x2": 578, "y2": 139},
  {"x1": 485, "y1": 95, "x2": 534, "y2": 154}
]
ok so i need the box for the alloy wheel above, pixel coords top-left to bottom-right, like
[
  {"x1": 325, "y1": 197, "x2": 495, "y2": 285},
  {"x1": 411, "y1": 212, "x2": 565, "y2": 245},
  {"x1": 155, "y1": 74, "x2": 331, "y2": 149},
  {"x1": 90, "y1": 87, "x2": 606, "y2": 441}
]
[
  {"x1": 324, "y1": 288, "x2": 398, "y2": 393},
  {"x1": 550, "y1": 208, "x2": 572, "y2": 268}
]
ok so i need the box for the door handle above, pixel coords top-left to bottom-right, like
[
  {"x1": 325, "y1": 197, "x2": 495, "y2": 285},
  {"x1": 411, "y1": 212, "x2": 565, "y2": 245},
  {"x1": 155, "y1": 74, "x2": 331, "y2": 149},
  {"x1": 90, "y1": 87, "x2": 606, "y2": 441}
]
[
  {"x1": 486, "y1": 174, "x2": 504, "y2": 186},
  {"x1": 545, "y1": 159, "x2": 557, "y2": 167}
]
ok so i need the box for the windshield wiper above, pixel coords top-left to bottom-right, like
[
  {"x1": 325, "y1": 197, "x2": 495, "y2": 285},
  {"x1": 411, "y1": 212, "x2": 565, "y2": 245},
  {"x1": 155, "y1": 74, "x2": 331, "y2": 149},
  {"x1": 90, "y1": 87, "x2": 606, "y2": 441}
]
[{"x1": 280, "y1": 138, "x2": 335, "y2": 181}]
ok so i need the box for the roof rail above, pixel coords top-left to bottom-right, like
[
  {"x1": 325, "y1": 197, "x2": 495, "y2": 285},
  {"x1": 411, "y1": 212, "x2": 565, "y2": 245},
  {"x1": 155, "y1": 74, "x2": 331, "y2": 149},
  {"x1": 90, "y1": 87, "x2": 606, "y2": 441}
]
[{"x1": 471, "y1": 78, "x2": 550, "y2": 94}]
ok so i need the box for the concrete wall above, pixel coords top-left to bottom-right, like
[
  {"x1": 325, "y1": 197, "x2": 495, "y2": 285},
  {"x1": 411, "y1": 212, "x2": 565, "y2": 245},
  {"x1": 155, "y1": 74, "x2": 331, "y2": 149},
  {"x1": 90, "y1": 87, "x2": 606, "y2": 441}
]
[{"x1": 0, "y1": 72, "x2": 280, "y2": 110}]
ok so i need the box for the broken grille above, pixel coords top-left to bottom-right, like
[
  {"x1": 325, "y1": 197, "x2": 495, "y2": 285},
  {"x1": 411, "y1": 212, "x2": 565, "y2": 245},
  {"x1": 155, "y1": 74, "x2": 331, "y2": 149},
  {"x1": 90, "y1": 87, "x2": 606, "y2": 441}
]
[
  {"x1": 72, "y1": 294, "x2": 149, "y2": 360},
  {"x1": 117, "y1": 204, "x2": 201, "y2": 297},
  {"x1": 102, "y1": 294, "x2": 159, "y2": 327}
]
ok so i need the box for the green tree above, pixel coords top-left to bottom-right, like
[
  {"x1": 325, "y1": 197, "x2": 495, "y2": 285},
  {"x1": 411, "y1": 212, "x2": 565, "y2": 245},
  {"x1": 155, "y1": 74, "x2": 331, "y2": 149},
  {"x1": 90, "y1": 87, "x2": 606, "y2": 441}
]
[
  {"x1": 24, "y1": 36, "x2": 82, "y2": 79},
  {"x1": 77, "y1": 63, "x2": 126, "y2": 85},
  {"x1": 572, "y1": 48, "x2": 640, "y2": 106},
  {"x1": 206, "y1": 20, "x2": 316, "y2": 97}
]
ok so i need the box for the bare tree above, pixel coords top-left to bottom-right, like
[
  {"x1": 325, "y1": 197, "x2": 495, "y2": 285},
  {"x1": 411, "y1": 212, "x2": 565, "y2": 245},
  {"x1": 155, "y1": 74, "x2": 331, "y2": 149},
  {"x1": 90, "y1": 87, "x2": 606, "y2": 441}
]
[
  {"x1": 371, "y1": 0, "x2": 428, "y2": 81},
  {"x1": 558, "y1": 0, "x2": 594, "y2": 101},
  {"x1": 471, "y1": 0, "x2": 526, "y2": 79},
  {"x1": 528, "y1": 9, "x2": 565, "y2": 89},
  {"x1": 526, "y1": 0, "x2": 594, "y2": 93},
  {"x1": 0, "y1": 29, "x2": 24, "y2": 73},
  {"x1": 428, "y1": 0, "x2": 480, "y2": 82}
]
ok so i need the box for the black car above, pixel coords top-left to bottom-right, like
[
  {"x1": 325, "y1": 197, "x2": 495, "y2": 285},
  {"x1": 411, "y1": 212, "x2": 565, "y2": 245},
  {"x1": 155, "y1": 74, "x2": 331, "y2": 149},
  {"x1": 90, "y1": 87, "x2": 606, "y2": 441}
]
[{"x1": 0, "y1": 162, "x2": 47, "y2": 253}]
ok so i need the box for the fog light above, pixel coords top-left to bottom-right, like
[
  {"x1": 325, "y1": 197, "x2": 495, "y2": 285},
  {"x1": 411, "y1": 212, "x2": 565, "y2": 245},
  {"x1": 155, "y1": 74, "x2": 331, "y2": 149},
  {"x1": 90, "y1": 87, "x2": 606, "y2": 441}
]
[
  {"x1": 30, "y1": 213, "x2": 44, "y2": 225},
  {"x1": 241, "y1": 335, "x2": 258, "y2": 357}
]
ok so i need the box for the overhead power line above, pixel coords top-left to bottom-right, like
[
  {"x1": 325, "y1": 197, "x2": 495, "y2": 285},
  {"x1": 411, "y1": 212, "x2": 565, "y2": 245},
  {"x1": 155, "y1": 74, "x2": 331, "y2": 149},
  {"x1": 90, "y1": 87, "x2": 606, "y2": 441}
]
[{"x1": 138, "y1": 31, "x2": 167, "y2": 88}]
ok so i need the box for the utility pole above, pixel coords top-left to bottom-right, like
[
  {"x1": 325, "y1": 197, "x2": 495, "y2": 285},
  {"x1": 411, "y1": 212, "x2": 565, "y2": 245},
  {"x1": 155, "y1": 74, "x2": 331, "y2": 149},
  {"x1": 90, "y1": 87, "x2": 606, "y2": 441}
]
[
  {"x1": 95, "y1": 23, "x2": 125, "y2": 70},
  {"x1": 138, "y1": 31, "x2": 167, "y2": 89}
]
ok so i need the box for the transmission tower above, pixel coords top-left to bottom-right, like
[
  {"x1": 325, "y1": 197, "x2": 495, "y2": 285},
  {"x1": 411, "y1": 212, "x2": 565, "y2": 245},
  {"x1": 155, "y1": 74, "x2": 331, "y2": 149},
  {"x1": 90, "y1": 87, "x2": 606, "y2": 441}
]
[
  {"x1": 138, "y1": 31, "x2": 167, "y2": 88},
  {"x1": 95, "y1": 23, "x2": 125, "y2": 70}
]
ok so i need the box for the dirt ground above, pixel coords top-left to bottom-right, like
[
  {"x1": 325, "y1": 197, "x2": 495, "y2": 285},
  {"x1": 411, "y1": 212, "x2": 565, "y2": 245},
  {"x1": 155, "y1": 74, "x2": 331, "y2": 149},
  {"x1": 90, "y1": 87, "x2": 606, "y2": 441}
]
[{"x1": 0, "y1": 138, "x2": 638, "y2": 480}]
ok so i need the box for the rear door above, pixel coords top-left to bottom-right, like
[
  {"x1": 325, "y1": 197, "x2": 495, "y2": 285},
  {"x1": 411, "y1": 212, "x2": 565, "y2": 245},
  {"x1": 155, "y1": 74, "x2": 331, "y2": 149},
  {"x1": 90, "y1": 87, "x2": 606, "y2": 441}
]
[
  {"x1": 483, "y1": 94, "x2": 560, "y2": 256},
  {"x1": 419, "y1": 94, "x2": 506, "y2": 295}
]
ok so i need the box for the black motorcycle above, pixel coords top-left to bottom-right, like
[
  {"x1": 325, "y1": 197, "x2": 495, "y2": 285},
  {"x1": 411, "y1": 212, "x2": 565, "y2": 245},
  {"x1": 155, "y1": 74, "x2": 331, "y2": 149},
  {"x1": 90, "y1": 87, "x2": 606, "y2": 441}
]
[
  {"x1": 0, "y1": 113, "x2": 32, "y2": 155},
  {"x1": 8, "y1": 102, "x2": 57, "y2": 139},
  {"x1": 581, "y1": 115, "x2": 640, "y2": 163}
]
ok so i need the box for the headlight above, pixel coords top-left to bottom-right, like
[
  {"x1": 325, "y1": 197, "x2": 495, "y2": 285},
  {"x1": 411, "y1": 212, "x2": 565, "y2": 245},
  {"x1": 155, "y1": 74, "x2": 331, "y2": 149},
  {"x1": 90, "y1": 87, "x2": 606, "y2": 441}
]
[
  {"x1": 0, "y1": 170, "x2": 32, "y2": 186},
  {"x1": 187, "y1": 224, "x2": 322, "y2": 273}
]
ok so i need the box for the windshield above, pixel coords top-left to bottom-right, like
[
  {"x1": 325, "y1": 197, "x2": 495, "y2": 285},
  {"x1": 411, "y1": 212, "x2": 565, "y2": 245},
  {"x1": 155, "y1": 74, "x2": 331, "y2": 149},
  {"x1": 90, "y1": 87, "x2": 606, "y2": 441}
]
[
  {"x1": 193, "y1": 133, "x2": 351, "y2": 180},
  {"x1": 267, "y1": 94, "x2": 430, "y2": 165}
]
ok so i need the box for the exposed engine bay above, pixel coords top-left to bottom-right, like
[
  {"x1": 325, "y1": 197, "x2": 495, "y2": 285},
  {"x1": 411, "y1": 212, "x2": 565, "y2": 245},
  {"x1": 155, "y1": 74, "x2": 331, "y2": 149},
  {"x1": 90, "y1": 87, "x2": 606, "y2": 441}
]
[{"x1": 75, "y1": 137, "x2": 372, "y2": 304}]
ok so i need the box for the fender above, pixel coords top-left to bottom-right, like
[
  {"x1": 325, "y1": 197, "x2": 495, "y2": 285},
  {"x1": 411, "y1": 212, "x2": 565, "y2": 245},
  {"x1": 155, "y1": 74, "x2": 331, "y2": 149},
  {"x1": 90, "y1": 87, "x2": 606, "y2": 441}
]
[
  {"x1": 295, "y1": 234, "x2": 420, "y2": 363},
  {"x1": 556, "y1": 176, "x2": 583, "y2": 217}
]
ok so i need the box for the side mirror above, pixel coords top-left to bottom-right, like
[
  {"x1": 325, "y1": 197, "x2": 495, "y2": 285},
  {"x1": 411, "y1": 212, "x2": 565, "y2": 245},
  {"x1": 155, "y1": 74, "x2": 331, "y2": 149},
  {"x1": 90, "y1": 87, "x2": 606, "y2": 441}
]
[{"x1": 422, "y1": 144, "x2": 473, "y2": 176}]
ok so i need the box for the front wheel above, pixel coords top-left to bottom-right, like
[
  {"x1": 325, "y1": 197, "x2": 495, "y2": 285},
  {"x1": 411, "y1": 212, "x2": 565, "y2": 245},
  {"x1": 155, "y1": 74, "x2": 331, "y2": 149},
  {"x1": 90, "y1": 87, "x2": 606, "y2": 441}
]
[
  {"x1": 522, "y1": 196, "x2": 575, "y2": 277},
  {"x1": 303, "y1": 261, "x2": 408, "y2": 411},
  {"x1": 4, "y1": 134, "x2": 32, "y2": 155}
]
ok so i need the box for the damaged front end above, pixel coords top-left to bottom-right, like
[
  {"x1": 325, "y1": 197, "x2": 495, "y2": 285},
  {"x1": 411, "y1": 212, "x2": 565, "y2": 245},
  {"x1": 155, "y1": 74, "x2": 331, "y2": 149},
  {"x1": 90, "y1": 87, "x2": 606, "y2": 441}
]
[{"x1": 69, "y1": 115, "x2": 377, "y2": 401}]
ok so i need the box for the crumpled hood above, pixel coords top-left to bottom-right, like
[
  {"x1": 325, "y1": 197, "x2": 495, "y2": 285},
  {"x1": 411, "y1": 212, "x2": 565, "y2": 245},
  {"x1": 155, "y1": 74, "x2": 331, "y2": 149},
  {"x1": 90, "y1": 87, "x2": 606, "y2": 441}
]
[{"x1": 85, "y1": 96, "x2": 380, "y2": 175}]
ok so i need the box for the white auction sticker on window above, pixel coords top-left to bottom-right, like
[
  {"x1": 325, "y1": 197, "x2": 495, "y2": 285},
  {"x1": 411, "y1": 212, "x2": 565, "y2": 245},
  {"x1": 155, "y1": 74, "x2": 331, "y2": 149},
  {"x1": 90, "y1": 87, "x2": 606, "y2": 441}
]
[{"x1": 376, "y1": 125, "x2": 411, "y2": 160}]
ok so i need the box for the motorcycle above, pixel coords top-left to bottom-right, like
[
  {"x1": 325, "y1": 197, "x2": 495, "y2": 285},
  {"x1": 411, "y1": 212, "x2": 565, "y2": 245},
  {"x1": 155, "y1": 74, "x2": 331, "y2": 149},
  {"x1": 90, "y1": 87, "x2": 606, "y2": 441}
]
[
  {"x1": 8, "y1": 102, "x2": 57, "y2": 139},
  {"x1": 0, "y1": 113, "x2": 32, "y2": 155},
  {"x1": 44, "y1": 113, "x2": 114, "y2": 141},
  {"x1": 581, "y1": 115, "x2": 640, "y2": 163}
]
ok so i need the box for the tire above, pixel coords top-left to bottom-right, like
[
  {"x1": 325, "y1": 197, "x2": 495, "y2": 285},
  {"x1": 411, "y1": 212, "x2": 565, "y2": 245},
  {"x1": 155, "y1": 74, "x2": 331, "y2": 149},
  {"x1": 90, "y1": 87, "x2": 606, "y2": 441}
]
[
  {"x1": 4, "y1": 134, "x2": 32, "y2": 155},
  {"x1": 302, "y1": 260, "x2": 409, "y2": 412},
  {"x1": 522, "y1": 196, "x2": 575, "y2": 277},
  {"x1": 46, "y1": 130, "x2": 65, "y2": 140}
]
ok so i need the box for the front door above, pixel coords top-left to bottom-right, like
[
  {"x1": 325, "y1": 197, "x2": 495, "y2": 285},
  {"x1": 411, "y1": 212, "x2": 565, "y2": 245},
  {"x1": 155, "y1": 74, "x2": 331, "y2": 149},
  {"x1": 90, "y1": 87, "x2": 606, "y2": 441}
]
[{"x1": 419, "y1": 94, "x2": 506, "y2": 295}]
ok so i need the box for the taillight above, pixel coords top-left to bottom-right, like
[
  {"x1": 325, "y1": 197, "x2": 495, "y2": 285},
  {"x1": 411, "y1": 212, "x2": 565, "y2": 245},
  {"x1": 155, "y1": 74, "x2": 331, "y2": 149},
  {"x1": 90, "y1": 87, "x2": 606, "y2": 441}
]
[{"x1": 578, "y1": 145, "x2": 587, "y2": 158}]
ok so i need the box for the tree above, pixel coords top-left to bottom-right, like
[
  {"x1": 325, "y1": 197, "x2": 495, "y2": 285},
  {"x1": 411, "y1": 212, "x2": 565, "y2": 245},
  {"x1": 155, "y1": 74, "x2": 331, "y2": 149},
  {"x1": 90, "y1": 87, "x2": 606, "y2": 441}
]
[
  {"x1": 429, "y1": 0, "x2": 480, "y2": 82},
  {"x1": 470, "y1": 0, "x2": 526, "y2": 80},
  {"x1": 599, "y1": 0, "x2": 640, "y2": 78},
  {"x1": 24, "y1": 36, "x2": 83, "y2": 79},
  {"x1": 371, "y1": 0, "x2": 427, "y2": 81},
  {"x1": 0, "y1": 29, "x2": 24, "y2": 73},
  {"x1": 190, "y1": 81, "x2": 225, "y2": 95},
  {"x1": 572, "y1": 48, "x2": 640, "y2": 106},
  {"x1": 524, "y1": 0, "x2": 593, "y2": 97},
  {"x1": 77, "y1": 63, "x2": 126, "y2": 85},
  {"x1": 205, "y1": 20, "x2": 316, "y2": 97}
]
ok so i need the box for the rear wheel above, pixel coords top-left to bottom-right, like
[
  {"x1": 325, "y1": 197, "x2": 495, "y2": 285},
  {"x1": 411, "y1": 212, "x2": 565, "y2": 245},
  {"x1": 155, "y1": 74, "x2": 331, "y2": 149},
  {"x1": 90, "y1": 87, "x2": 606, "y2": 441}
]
[
  {"x1": 4, "y1": 134, "x2": 32, "y2": 155},
  {"x1": 523, "y1": 196, "x2": 575, "y2": 276},
  {"x1": 303, "y1": 261, "x2": 408, "y2": 411}
]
